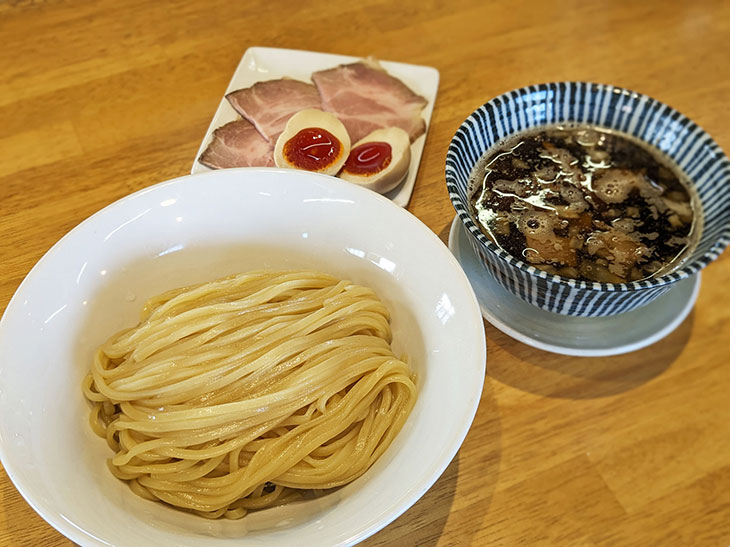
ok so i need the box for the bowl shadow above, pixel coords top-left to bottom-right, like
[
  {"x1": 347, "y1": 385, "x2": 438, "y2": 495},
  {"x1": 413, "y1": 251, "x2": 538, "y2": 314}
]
[{"x1": 485, "y1": 310, "x2": 694, "y2": 399}]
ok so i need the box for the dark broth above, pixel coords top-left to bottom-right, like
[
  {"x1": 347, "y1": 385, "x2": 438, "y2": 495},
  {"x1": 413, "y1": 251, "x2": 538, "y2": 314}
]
[{"x1": 468, "y1": 125, "x2": 700, "y2": 283}]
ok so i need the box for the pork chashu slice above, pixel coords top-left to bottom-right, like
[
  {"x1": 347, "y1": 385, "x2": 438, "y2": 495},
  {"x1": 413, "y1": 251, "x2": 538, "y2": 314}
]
[
  {"x1": 226, "y1": 79, "x2": 322, "y2": 142},
  {"x1": 312, "y1": 58, "x2": 428, "y2": 144},
  {"x1": 199, "y1": 119, "x2": 274, "y2": 169}
]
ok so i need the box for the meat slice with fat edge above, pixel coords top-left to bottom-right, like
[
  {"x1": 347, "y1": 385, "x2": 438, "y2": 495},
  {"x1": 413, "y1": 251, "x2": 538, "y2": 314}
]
[
  {"x1": 198, "y1": 119, "x2": 274, "y2": 169},
  {"x1": 311, "y1": 58, "x2": 428, "y2": 143},
  {"x1": 226, "y1": 79, "x2": 322, "y2": 142}
]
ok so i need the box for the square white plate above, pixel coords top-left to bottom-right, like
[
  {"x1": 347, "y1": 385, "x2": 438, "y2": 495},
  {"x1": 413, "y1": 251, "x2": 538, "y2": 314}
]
[{"x1": 192, "y1": 47, "x2": 439, "y2": 207}]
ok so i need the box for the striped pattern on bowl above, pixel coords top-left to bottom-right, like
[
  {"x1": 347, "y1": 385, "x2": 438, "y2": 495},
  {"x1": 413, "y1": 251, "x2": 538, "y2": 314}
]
[{"x1": 446, "y1": 82, "x2": 730, "y2": 317}]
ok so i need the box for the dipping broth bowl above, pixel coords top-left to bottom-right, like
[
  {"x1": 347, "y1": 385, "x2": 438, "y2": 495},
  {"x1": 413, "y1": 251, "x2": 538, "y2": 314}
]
[{"x1": 446, "y1": 82, "x2": 730, "y2": 317}]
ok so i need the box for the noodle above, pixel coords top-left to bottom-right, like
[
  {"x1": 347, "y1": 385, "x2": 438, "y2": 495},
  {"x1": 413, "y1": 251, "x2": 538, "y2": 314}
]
[{"x1": 82, "y1": 270, "x2": 417, "y2": 519}]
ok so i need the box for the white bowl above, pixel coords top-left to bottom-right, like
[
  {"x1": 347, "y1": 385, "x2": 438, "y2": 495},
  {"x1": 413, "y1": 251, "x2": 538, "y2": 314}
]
[{"x1": 0, "y1": 168, "x2": 485, "y2": 546}]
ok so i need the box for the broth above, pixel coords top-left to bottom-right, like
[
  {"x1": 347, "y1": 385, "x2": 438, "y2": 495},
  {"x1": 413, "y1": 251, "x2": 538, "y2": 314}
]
[{"x1": 468, "y1": 124, "x2": 700, "y2": 283}]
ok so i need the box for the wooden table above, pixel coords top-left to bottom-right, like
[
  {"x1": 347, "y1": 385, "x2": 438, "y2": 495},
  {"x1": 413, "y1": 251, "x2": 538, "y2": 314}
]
[{"x1": 2, "y1": 1, "x2": 729, "y2": 545}]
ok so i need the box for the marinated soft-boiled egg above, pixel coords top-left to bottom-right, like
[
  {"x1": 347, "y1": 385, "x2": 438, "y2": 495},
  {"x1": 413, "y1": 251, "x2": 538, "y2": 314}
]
[
  {"x1": 274, "y1": 109, "x2": 350, "y2": 175},
  {"x1": 338, "y1": 127, "x2": 411, "y2": 194}
]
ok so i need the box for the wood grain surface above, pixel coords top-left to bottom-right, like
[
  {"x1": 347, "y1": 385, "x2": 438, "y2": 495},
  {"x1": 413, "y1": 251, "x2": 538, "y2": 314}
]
[{"x1": 1, "y1": 0, "x2": 729, "y2": 545}]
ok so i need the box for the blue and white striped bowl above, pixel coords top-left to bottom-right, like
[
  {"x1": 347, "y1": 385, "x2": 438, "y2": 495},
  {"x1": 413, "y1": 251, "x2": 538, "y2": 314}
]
[{"x1": 446, "y1": 82, "x2": 730, "y2": 317}]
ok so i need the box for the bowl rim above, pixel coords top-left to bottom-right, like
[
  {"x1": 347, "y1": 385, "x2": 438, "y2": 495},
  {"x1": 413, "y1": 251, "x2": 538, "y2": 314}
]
[{"x1": 445, "y1": 80, "x2": 730, "y2": 292}]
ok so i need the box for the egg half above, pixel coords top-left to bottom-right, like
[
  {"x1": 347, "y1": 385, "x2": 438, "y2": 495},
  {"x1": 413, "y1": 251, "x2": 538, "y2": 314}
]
[
  {"x1": 274, "y1": 109, "x2": 351, "y2": 176},
  {"x1": 338, "y1": 127, "x2": 411, "y2": 194}
]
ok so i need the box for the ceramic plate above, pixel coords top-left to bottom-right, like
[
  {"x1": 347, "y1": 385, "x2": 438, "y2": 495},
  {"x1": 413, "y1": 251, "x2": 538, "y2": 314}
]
[
  {"x1": 192, "y1": 47, "x2": 440, "y2": 208},
  {"x1": 448, "y1": 216, "x2": 700, "y2": 356}
]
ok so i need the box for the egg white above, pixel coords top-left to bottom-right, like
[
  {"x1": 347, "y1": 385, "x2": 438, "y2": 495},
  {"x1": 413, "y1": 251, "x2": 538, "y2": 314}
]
[{"x1": 338, "y1": 127, "x2": 411, "y2": 194}]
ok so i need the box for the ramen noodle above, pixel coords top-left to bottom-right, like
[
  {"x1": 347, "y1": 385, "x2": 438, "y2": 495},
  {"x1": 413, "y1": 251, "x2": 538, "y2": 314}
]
[{"x1": 82, "y1": 270, "x2": 417, "y2": 519}]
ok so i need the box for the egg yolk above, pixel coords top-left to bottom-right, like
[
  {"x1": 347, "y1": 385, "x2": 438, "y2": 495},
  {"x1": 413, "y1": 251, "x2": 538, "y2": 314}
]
[
  {"x1": 343, "y1": 142, "x2": 392, "y2": 176},
  {"x1": 283, "y1": 128, "x2": 342, "y2": 171}
]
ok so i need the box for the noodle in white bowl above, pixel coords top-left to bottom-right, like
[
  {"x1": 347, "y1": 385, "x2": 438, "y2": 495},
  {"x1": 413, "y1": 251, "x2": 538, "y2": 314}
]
[
  {"x1": 83, "y1": 269, "x2": 416, "y2": 519},
  {"x1": 0, "y1": 168, "x2": 485, "y2": 546}
]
